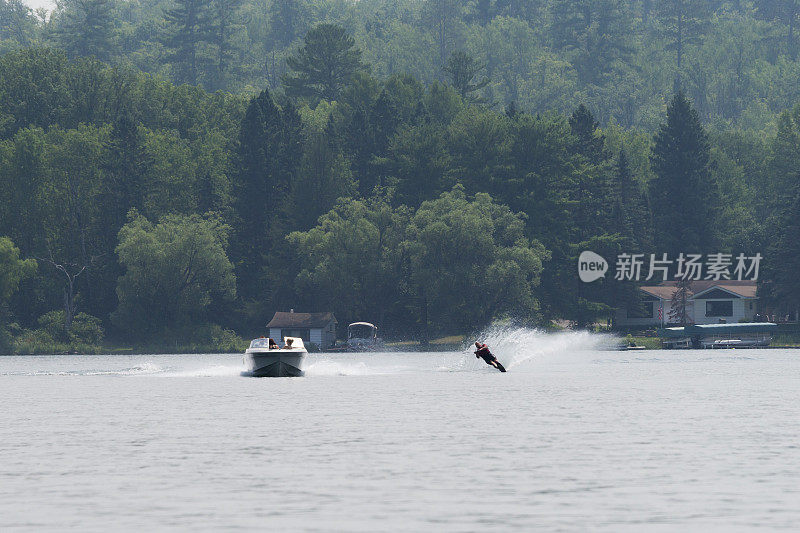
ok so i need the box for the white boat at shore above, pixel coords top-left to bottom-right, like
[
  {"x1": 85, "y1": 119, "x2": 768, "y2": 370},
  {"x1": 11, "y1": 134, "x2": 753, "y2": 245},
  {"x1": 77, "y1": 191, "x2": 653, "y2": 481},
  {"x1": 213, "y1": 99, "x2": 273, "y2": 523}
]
[
  {"x1": 243, "y1": 337, "x2": 307, "y2": 377},
  {"x1": 346, "y1": 322, "x2": 383, "y2": 351}
]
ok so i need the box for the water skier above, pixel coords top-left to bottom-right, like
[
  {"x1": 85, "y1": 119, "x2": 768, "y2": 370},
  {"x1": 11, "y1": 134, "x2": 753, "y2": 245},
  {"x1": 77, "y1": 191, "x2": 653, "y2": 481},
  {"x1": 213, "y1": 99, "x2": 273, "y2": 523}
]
[{"x1": 474, "y1": 341, "x2": 506, "y2": 372}]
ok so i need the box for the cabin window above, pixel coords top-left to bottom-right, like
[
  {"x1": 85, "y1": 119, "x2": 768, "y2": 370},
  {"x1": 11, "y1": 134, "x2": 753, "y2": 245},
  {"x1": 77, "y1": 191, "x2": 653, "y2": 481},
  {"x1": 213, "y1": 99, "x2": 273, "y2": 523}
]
[
  {"x1": 283, "y1": 328, "x2": 310, "y2": 341},
  {"x1": 706, "y1": 301, "x2": 733, "y2": 317}
]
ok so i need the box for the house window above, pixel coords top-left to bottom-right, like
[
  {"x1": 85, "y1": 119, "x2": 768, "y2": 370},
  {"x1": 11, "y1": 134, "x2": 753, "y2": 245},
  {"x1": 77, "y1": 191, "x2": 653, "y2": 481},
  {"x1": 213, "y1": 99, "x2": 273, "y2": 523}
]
[
  {"x1": 706, "y1": 301, "x2": 733, "y2": 317},
  {"x1": 283, "y1": 328, "x2": 310, "y2": 341},
  {"x1": 628, "y1": 302, "x2": 654, "y2": 319}
]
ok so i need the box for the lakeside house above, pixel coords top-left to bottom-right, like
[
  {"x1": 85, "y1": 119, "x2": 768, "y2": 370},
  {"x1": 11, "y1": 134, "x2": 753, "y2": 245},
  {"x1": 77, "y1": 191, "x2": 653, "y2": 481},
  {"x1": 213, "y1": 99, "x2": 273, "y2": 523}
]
[
  {"x1": 660, "y1": 323, "x2": 777, "y2": 349},
  {"x1": 616, "y1": 280, "x2": 758, "y2": 327},
  {"x1": 267, "y1": 311, "x2": 337, "y2": 349}
]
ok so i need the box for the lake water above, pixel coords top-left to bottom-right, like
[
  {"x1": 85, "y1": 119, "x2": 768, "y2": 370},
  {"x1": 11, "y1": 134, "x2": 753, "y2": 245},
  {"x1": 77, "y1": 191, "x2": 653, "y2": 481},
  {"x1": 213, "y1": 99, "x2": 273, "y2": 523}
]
[{"x1": 3, "y1": 329, "x2": 800, "y2": 531}]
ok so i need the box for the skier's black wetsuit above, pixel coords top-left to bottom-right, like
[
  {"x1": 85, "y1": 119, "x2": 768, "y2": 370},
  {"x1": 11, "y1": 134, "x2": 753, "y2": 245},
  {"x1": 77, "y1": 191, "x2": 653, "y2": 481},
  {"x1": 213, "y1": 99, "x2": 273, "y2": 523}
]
[{"x1": 475, "y1": 344, "x2": 506, "y2": 372}]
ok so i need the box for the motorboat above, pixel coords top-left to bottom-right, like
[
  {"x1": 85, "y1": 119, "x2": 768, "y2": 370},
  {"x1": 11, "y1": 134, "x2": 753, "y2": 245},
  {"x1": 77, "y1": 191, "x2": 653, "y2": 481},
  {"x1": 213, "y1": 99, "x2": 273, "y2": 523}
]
[
  {"x1": 346, "y1": 322, "x2": 383, "y2": 351},
  {"x1": 243, "y1": 337, "x2": 307, "y2": 377}
]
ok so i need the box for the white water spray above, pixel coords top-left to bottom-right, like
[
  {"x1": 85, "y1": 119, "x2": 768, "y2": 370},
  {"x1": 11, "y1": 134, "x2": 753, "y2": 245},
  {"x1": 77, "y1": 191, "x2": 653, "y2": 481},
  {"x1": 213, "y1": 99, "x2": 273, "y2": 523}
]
[{"x1": 463, "y1": 326, "x2": 617, "y2": 370}]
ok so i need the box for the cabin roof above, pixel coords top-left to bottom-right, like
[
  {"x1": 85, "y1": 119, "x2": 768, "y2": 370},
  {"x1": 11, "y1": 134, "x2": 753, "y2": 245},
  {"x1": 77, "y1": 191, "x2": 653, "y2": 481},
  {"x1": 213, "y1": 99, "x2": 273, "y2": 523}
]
[
  {"x1": 267, "y1": 312, "x2": 337, "y2": 329},
  {"x1": 639, "y1": 280, "x2": 757, "y2": 300}
]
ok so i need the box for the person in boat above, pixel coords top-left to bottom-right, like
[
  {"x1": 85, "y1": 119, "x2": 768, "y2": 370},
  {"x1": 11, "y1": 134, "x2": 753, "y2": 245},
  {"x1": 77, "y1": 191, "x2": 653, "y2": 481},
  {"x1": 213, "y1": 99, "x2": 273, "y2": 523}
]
[
  {"x1": 268, "y1": 338, "x2": 279, "y2": 350},
  {"x1": 282, "y1": 338, "x2": 294, "y2": 349},
  {"x1": 474, "y1": 341, "x2": 506, "y2": 372}
]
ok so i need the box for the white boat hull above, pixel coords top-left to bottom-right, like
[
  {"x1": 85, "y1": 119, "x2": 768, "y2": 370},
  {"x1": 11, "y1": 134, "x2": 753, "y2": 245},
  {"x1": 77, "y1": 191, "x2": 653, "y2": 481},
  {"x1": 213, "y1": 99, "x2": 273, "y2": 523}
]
[{"x1": 244, "y1": 349, "x2": 306, "y2": 377}]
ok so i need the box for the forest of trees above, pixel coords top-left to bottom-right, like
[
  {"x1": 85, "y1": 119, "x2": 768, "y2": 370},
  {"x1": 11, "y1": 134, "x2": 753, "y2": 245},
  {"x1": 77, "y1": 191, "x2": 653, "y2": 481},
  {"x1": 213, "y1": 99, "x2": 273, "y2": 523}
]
[
  {"x1": 1, "y1": 0, "x2": 800, "y2": 352},
  {"x1": 4, "y1": 0, "x2": 800, "y2": 129}
]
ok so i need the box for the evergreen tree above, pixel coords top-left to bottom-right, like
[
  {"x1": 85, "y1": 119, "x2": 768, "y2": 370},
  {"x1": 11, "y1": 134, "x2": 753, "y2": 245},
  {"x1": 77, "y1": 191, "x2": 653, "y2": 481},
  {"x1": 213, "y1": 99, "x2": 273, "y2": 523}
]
[
  {"x1": 755, "y1": 0, "x2": 800, "y2": 59},
  {"x1": 549, "y1": 0, "x2": 632, "y2": 84},
  {"x1": 283, "y1": 24, "x2": 366, "y2": 101},
  {"x1": 268, "y1": 0, "x2": 309, "y2": 49},
  {"x1": 442, "y1": 50, "x2": 489, "y2": 104},
  {"x1": 766, "y1": 174, "x2": 800, "y2": 313},
  {"x1": 469, "y1": 0, "x2": 493, "y2": 26},
  {"x1": 568, "y1": 105, "x2": 608, "y2": 243},
  {"x1": 421, "y1": 0, "x2": 464, "y2": 72},
  {"x1": 229, "y1": 89, "x2": 302, "y2": 313},
  {"x1": 668, "y1": 278, "x2": 693, "y2": 325},
  {"x1": 206, "y1": 0, "x2": 244, "y2": 91},
  {"x1": 569, "y1": 104, "x2": 606, "y2": 163},
  {"x1": 494, "y1": 0, "x2": 544, "y2": 24},
  {"x1": 609, "y1": 150, "x2": 652, "y2": 250},
  {"x1": 656, "y1": 0, "x2": 711, "y2": 73},
  {"x1": 162, "y1": 0, "x2": 209, "y2": 86},
  {"x1": 649, "y1": 92, "x2": 717, "y2": 257},
  {"x1": 101, "y1": 111, "x2": 150, "y2": 234},
  {"x1": 230, "y1": 89, "x2": 280, "y2": 298},
  {"x1": 54, "y1": 0, "x2": 116, "y2": 61}
]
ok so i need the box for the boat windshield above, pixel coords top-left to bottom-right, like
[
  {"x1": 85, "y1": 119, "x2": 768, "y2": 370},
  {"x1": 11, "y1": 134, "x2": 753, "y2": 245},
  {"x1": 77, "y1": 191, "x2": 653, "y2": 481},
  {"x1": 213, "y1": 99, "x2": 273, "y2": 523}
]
[
  {"x1": 249, "y1": 338, "x2": 272, "y2": 349},
  {"x1": 348, "y1": 323, "x2": 376, "y2": 340}
]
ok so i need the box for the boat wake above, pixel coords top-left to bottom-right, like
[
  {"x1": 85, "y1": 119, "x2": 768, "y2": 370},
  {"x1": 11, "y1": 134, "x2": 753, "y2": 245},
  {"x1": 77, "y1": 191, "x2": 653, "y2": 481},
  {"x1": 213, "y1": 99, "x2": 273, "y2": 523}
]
[
  {"x1": 160, "y1": 365, "x2": 244, "y2": 378},
  {"x1": 305, "y1": 356, "x2": 414, "y2": 376},
  {"x1": 2, "y1": 329, "x2": 615, "y2": 378},
  {"x1": 456, "y1": 326, "x2": 616, "y2": 371},
  {"x1": 1, "y1": 362, "x2": 168, "y2": 377}
]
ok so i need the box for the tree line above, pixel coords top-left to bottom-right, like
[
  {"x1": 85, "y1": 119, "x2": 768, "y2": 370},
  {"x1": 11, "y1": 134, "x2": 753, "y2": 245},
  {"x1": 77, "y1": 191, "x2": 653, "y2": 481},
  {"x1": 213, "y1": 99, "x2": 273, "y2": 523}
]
[
  {"x1": 1, "y1": 14, "x2": 800, "y2": 351},
  {"x1": 2, "y1": 1, "x2": 800, "y2": 130}
]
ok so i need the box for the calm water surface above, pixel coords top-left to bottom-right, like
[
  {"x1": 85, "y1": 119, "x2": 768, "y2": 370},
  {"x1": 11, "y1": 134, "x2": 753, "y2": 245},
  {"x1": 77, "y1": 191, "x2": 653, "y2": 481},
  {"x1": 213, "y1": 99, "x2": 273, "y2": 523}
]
[{"x1": 2, "y1": 332, "x2": 800, "y2": 531}]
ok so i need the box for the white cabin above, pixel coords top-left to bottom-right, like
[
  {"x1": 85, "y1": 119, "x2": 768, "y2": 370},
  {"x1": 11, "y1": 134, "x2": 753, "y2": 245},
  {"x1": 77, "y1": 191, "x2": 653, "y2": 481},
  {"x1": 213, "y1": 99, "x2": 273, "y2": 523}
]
[{"x1": 266, "y1": 311, "x2": 337, "y2": 349}]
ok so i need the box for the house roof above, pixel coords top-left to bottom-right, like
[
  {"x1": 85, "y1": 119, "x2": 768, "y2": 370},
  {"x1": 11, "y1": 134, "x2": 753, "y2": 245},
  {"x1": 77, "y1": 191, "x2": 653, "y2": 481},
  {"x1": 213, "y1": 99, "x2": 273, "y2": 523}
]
[
  {"x1": 267, "y1": 312, "x2": 337, "y2": 329},
  {"x1": 639, "y1": 280, "x2": 757, "y2": 300}
]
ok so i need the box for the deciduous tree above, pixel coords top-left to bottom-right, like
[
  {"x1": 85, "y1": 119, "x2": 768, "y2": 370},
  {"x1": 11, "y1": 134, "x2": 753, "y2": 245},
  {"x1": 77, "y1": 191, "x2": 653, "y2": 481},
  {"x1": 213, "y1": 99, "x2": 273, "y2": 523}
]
[{"x1": 113, "y1": 211, "x2": 236, "y2": 336}]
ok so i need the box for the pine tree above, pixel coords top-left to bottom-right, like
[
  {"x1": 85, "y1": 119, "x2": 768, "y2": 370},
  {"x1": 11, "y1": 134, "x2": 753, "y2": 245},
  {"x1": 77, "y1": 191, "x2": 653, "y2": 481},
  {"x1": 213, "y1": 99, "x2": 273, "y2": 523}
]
[
  {"x1": 569, "y1": 104, "x2": 607, "y2": 163},
  {"x1": 549, "y1": 0, "x2": 632, "y2": 84},
  {"x1": 55, "y1": 0, "x2": 116, "y2": 61},
  {"x1": 568, "y1": 105, "x2": 609, "y2": 242},
  {"x1": 230, "y1": 90, "x2": 277, "y2": 296},
  {"x1": 755, "y1": 0, "x2": 800, "y2": 59},
  {"x1": 767, "y1": 111, "x2": 800, "y2": 213},
  {"x1": 767, "y1": 174, "x2": 800, "y2": 313},
  {"x1": 669, "y1": 278, "x2": 693, "y2": 325},
  {"x1": 494, "y1": 0, "x2": 544, "y2": 24},
  {"x1": 469, "y1": 0, "x2": 493, "y2": 26},
  {"x1": 421, "y1": 0, "x2": 464, "y2": 72},
  {"x1": 613, "y1": 150, "x2": 652, "y2": 250},
  {"x1": 162, "y1": 0, "x2": 209, "y2": 86},
  {"x1": 268, "y1": 0, "x2": 309, "y2": 49},
  {"x1": 101, "y1": 111, "x2": 150, "y2": 233},
  {"x1": 656, "y1": 0, "x2": 711, "y2": 74},
  {"x1": 230, "y1": 89, "x2": 302, "y2": 303},
  {"x1": 283, "y1": 24, "x2": 366, "y2": 101},
  {"x1": 206, "y1": 0, "x2": 244, "y2": 91},
  {"x1": 442, "y1": 50, "x2": 489, "y2": 104},
  {"x1": 649, "y1": 92, "x2": 717, "y2": 257}
]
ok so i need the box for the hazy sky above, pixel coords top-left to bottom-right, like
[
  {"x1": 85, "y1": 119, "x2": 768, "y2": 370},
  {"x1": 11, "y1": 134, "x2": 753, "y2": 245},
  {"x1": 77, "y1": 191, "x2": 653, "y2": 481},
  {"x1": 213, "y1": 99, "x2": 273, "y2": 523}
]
[{"x1": 24, "y1": 0, "x2": 55, "y2": 10}]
